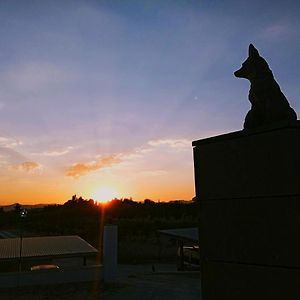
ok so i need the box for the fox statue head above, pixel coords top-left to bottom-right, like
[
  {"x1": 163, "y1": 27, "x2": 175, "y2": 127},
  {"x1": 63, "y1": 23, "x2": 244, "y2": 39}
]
[
  {"x1": 234, "y1": 44, "x2": 273, "y2": 81},
  {"x1": 235, "y1": 44, "x2": 297, "y2": 129}
]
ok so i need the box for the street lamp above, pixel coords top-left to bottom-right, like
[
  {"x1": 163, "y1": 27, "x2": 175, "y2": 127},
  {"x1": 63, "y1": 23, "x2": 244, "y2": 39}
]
[{"x1": 19, "y1": 208, "x2": 27, "y2": 273}]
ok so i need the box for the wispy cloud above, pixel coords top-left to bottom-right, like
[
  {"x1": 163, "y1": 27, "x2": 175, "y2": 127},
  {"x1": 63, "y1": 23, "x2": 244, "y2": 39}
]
[
  {"x1": 111, "y1": 137, "x2": 194, "y2": 200},
  {"x1": 12, "y1": 161, "x2": 42, "y2": 173},
  {"x1": 108, "y1": 138, "x2": 193, "y2": 181},
  {"x1": 0, "y1": 136, "x2": 22, "y2": 148},
  {"x1": 0, "y1": 147, "x2": 28, "y2": 166},
  {"x1": 148, "y1": 139, "x2": 191, "y2": 149},
  {"x1": 34, "y1": 146, "x2": 74, "y2": 157},
  {"x1": 66, "y1": 154, "x2": 122, "y2": 178},
  {"x1": 65, "y1": 138, "x2": 192, "y2": 179},
  {"x1": 260, "y1": 22, "x2": 298, "y2": 41}
]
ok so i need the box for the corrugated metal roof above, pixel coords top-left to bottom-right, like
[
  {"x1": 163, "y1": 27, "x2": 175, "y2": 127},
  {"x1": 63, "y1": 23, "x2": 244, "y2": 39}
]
[
  {"x1": 0, "y1": 235, "x2": 98, "y2": 260},
  {"x1": 158, "y1": 227, "x2": 199, "y2": 243}
]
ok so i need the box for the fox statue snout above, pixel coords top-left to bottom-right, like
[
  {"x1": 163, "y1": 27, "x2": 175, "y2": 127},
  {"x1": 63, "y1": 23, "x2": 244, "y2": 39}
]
[{"x1": 234, "y1": 68, "x2": 245, "y2": 78}]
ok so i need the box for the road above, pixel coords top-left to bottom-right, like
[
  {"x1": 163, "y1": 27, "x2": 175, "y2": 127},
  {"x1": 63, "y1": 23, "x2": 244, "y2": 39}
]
[{"x1": 0, "y1": 264, "x2": 201, "y2": 300}]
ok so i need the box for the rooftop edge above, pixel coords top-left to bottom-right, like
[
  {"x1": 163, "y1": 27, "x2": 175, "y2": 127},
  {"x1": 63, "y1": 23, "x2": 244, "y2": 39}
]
[{"x1": 192, "y1": 120, "x2": 300, "y2": 147}]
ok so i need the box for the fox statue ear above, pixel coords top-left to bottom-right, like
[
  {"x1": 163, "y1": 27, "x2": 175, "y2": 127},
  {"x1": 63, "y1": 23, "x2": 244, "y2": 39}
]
[{"x1": 249, "y1": 44, "x2": 259, "y2": 57}]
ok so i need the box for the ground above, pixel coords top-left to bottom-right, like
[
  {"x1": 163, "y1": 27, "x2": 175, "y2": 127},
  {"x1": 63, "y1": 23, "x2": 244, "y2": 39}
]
[{"x1": 0, "y1": 264, "x2": 201, "y2": 300}]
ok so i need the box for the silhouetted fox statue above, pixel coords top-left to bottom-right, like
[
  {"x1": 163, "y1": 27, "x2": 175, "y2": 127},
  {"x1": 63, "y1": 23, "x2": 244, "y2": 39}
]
[{"x1": 234, "y1": 44, "x2": 297, "y2": 130}]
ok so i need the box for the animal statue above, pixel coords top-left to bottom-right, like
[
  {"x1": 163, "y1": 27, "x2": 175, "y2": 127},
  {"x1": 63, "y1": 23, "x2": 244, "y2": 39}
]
[{"x1": 234, "y1": 44, "x2": 297, "y2": 130}]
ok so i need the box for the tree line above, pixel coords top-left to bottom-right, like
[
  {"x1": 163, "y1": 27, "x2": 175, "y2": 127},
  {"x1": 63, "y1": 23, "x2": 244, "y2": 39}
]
[{"x1": 0, "y1": 196, "x2": 199, "y2": 249}]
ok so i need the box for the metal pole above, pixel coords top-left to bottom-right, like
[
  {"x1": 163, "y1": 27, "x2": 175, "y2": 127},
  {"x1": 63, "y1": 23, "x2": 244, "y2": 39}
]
[
  {"x1": 18, "y1": 209, "x2": 27, "y2": 274},
  {"x1": 18, "y1": 226, "x2": 23, "y2": 273}
]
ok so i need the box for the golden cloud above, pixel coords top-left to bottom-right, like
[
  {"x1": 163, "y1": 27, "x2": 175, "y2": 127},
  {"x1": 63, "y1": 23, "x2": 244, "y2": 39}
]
[
  {"x1": 66, "y1": 154, "x2": 121, "y2": 178},
  {"x1": 14, "y1": 161, "x2": 41, "y2": 172}
]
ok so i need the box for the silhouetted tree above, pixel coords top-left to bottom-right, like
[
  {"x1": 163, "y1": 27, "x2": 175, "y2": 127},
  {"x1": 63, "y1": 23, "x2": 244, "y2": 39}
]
[
  {"x1": 144, "y1": 199, "x2": 155, "y2": 205},
  {"x1": 14, "y1": 203, "x2": 21, "y2": 214}
]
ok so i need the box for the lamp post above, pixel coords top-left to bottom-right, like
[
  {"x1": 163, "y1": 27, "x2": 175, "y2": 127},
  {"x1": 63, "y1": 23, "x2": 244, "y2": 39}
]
[{"x1": 18, "y1": 209, "x2": 27, "y2": 274}]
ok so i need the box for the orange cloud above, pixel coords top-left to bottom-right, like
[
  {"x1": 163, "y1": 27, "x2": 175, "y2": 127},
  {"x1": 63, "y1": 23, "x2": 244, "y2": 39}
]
[
  {"x1": 14, "y1": 161, "x2": 41, "y2": 172},
  {"x1": 66, "y1": 154, "x2": 121, "y2": 178}
]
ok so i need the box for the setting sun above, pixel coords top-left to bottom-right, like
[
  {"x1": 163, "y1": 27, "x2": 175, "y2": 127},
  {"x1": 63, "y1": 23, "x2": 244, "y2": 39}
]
[{"x1": 90, "y1": 186, "x2": 119, "y2": 203}]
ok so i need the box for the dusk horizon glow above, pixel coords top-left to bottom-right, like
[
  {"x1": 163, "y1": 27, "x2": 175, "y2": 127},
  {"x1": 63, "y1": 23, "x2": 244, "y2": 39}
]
[{"x1": 0, "y1": 0, "x2": 299, "y2": 205}]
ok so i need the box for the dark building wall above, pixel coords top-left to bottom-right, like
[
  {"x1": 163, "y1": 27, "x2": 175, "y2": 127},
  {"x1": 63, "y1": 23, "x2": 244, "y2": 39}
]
[
  {"x1": 193, "y1": 122, "x2": 300, "y2": 300},
  {"x1": 193, "y1": 124, "x2": 300, "y2": 200}
]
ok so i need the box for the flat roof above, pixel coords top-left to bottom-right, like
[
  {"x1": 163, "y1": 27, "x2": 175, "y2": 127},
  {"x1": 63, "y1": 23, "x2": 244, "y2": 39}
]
[
  {"x1": 158, "y1": 227, "x2": 199, "y2": 243},
  {"x1": 0, "y1": 235, "x2": 98, "y2": 261},
  {"x1": 192, "y1": 120, "x2": 300, "y2": 147}
]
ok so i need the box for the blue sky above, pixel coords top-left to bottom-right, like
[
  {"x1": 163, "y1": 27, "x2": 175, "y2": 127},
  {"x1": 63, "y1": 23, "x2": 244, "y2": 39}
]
[{"x1": 0, "y1": 0, "x2": 299, "y2": 203}]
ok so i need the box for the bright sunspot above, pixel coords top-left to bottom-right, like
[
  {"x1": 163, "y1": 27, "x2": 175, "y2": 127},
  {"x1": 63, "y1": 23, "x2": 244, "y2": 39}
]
[{"x1": 90, "y1": 186, "x2": 119, "y2": 203}]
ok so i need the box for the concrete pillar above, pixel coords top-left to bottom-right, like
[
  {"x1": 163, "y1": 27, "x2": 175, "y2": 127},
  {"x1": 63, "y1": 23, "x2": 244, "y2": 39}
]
[
  {"x1": 103, "y1": 225, "x2": 118, "y2": 282},
  {"x1": 177, "y1": 240, "x2": 184, "y2": 271}
]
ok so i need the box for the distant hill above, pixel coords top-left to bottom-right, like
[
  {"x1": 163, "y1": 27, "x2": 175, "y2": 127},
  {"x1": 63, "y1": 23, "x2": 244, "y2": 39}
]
[{"x1": 0, "y1": 203, "x2": 49, "y2": 212}]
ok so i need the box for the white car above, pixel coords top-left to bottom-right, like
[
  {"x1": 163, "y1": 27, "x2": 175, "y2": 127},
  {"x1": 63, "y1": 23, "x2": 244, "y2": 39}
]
[{"x1": 30, "y1": 264, "x2": 59, "y2": 271}]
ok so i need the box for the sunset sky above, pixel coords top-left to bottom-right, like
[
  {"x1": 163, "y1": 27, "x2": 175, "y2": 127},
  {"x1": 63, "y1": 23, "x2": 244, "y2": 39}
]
[{"x1": 0, "y1": 0, "x2": 299, "y2": 204}]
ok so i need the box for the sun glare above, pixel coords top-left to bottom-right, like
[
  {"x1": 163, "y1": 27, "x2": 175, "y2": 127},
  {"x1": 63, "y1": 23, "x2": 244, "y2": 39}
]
[{"x1": 90, "y1": 186, "x2": 119, "y2": 203}]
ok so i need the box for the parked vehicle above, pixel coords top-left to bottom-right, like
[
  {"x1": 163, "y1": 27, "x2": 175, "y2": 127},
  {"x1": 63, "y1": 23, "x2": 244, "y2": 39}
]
[
  {"x1": 30, "y1": 264, "x2": 59, "y2": 271},
  {"x1": 178, "y1": 245, "x2": 200, "y2": 265}
]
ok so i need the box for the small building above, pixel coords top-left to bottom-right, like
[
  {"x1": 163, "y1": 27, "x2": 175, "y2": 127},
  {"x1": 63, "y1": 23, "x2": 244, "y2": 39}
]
[
  {"x1": 158, "y1": 227, "x2": 199, "y2": 270},
  {"x1": 0, "y1": 235, "x2": 100, "y2": 287},
  {"x1": 0, "y1": 235, "x2": 98, "y2": 272}
]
